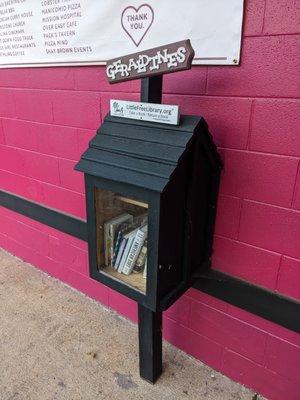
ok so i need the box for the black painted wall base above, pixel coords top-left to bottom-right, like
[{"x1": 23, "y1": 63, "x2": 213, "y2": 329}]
[{"x1": 0, "y1": 189, "x2": 299, "y2": 334}]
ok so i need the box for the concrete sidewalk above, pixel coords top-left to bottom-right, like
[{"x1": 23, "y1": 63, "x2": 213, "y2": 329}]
[{"x1": 0, "y1": 249, "x2": 262, "y2": 400}]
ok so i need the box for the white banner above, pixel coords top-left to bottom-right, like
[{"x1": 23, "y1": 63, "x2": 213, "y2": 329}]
[{"x1": 0, "y1": 0, "x2": 244, "y2": 68}]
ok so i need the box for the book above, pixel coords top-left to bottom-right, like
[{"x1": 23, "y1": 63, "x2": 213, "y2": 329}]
[
  {"x1": 143, "y1": 259, "x2": 147, "y2": 279},
  {"x1": 112, "y1": 222, "x2": 134, "y2": 269},
  {"x1": 114, "y1": 227, "x2": 137, "y2": 272},
  {"x1": 117, "y1": 228, "x2": 139, "y2": 273},
  {"x1": 103, "y1": 213, "x2": 133, "y2": 267},
  {"x1": 112, "y1": 229, "x2": 124, "y2": 269},
  {"x1": 122, "y1": 225, "x2": 148, "y2": 276},
  {"x1": 114, "y1": 236, "x2": 128, "y2": 270},
  {"x1": 133, "y1": 240, "x2": 147, "y2": 273},
  {"x1": 133, "y1": 212, "x2": 148, "y2": 227}
]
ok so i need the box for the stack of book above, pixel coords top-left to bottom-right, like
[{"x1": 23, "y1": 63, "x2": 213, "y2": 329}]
[{"x1": 103, "y1": 213, "x2": 148, "y2": 277}]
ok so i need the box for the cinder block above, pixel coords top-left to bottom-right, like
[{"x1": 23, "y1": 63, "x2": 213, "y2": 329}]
[
  {"x1": 32, "y1": 122, "x2": 80, "y2": 160},
  {"x1": 20, "y1": 150, "x2": 60, "y2": 185},
  {"x1": 2, "y1": 119, "x2": 39, "y2": 152},
  {"x1": 14, "y1": 90, "x2": 54, "y2": 123},
  {"x1": 226, "y1": 304, "x2": 300, "y2": 346},
  {"x1": 0, "y1": 232, "x2": 8, "y2": 248},
  {"x1": 4, "y1": 235, "x2": 61, "y2": 277},
  {"x1": 277, "y1": 256, "x2": 300, "y2": 300},
  {"x1": 263, "y1": 0, "x2": 300, "y2": 34},
  {"x1": 163, "y1": 317, "x2": 223, "y2": 370},
  {"x1": 0, "y1": 89, "x2": 15, "y2": 118},
  {"x1": 1, "y1": 216, "x2": 49, "y2": 256},
  {"x1": 207, "y1": 36, "x2": 299, "y2": 97},
  {"x1": 265, "y1": 336, "x2": 300, "y2": 384},
  {"x1": 215, "y1": 195, "x2": 241, "y2": 239},
  {"x1": 239, "y1": 200, "x2": 300, "y2": 258},
  {"x1": 0, "y1": 68, "x2": 31, "y2": 88},
  {"x1": 222, "y1": 349, "x2": 300, "y2": 400},
  {"x1": 243, "y1": 0, "x2": 265, "y2": 36},
  {"x1": 52, "y1": 90, "x2": 101, "y2": 129},
  {"x1": 48, "y1": 236, "x2": 88, "y2": 275},
  {"x1": 61, "y1": 269, "x2": 109, "y2": 306},
  {"x1": 164, "y1": 67, "x2": 207, "y2": 95},
  {"x1": 41, "y1": 183, "x2": 86, "y2": 219},
  {"x1": 220, "y1": 149, "x2": 298, "y2": 207},
  {"x1": 108, "y1": 290, "x2": 138, "y2": 322},
  {"x1": 0, "y1": 169, "x2": 44, "y2": 202},
  {"x1": 0, "y1": 120, "x2": 5, "y2": 144},
  {"x1": 185, "y1": 288, "x2": 229, "y2": 312},
  {"x1": 164, "y1": 296, "x2": 191, "y2": 327},
  {"x1": 40, "y1": 226, "x2": 87, "y2": 251},
  {"x1": 59, "y1": 159, "x2": 85, "y2": 193},
  {"x1": 0, "y1": 207, "x2": 87, "y2": 251},
  {"x1": 212, "y1": 236, "x2": 281, "y2": 289},
  {"x1": 249, "y1": 99, "x2": 300, "y2": 157},
  {"x1": 28, "y1": 67, "x2": 75, "y2": 90},
  {"x1": 73, "y1": 66, "x2": 134, "y2": 92},
  {"x1": 0, "y1": 146, "x2": 25, "y2": 174},
  {"x1": 77, "y1": 128, "x2": 95, "y2": 154},
  {"x1": 190, "y1": 301, "x2": 267, "y2": 364},
  {"x1": 165, "y1": 95, "x2": 252, "y2": 150},
  {"x1": 292, "y1": 166, "x2": 300, "y2": 210}
]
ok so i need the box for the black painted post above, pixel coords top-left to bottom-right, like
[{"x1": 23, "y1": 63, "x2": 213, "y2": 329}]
[
  {"x1": 141, "y1": 76, "x2": 163, "y2": 104},
  {"x1": 138, "y1": 304, "x2": 163, "y2": 383},
  {"x1": 138, "y1": 75, "x2": 164, "y2": 383}
]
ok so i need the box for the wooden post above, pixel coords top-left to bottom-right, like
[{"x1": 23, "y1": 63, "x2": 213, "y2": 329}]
[
  {"x1": 138, "y1": 304, "x2": 163, "y2": 383},
  {"x1": 137, "y1": 75, "x2": 163, "y2": 383}
]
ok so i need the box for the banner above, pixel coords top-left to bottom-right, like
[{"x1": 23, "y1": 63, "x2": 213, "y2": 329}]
[{"x1": 0, "y1": 0, "x2": 244, "y2": 68}]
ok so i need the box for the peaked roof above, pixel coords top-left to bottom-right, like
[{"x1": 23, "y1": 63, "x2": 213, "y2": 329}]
[{"x1": 75, "y1": 114, "x2": 221, "y2": 192}]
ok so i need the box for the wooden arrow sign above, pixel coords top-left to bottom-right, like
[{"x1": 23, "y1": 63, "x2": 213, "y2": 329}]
[{"x1": 106, "y1": 39, "x2": 195, "y2": 84}]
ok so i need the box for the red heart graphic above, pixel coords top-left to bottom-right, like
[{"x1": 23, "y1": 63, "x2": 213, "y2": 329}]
[{"x1": 121, "y1": 4, "x2": 154, "y2": 47}]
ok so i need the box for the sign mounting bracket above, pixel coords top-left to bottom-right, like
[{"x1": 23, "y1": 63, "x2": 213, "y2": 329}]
[{"x1": 140, "y1": 76, "x2": 163, "y2": 104}]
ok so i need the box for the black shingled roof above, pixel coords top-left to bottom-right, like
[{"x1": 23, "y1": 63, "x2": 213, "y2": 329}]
[{"x1": 75, "y1": 114, "x2": 221, "y2": 192}]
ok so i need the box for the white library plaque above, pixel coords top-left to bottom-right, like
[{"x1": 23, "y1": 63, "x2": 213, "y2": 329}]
[{"x1": 110, "y1": 99, "x2": 180, "y2": 125}]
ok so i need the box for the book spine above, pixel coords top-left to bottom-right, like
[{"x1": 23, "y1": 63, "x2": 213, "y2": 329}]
[
  {"x1": 122, "y1": 230, "x2": 146, "y2": 275},
  {"x1": 143, "y1": 259, "x2": 147, "y2": 279},
  {"x1": 107, "y1": 225, "x2": 114, "y2": 267},
  {"x1": 133, "y1": 242, "x2": 147, "y2": 273},
  {"x1": 118, "y1": 234, "x2": 135, "y2": 273},
  {"x1": 115, "y1": 238, "x2": 127, "y2": 271},
  {"x1": 104, "y1": 223, "x2": 110, "y2": 267},
  {"x1": 109, "y1": 224, "x2": 114, "y2": 267},
  {"x1": 112, "y1": 231, "x2": 123, "y2": 269}
]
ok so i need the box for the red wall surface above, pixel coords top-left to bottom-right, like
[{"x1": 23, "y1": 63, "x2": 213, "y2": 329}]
[{"x1": 0, "y1": 1, "x2": 299, "y2": 399}]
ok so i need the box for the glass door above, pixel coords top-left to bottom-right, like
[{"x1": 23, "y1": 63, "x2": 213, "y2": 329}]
[{"x1": 94, "y1": 188, "x2": 148, "y2": 294}]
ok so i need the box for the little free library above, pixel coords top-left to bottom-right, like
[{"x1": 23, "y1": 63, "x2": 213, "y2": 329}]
[{"x1": 75, "y1": 40, "x2": 222, "y2": 382}]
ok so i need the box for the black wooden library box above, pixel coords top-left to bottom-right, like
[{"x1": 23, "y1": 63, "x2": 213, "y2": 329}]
[{"x1": 75, "y1": 114, "x2": 222, "y2": 312}]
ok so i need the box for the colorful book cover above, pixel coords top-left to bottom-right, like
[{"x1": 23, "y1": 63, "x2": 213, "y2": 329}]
[
  {"x1": 114, "y1": 236, "x2": 128, "y2": 271},
  {"x1": 112, "y1": 230, "x2": 124, "y2": 269},
  {"x1": 133, "y1": 240, "x2": 147, "y2": 273},
  {"x1": 122, "y1": 225, "x2": 148, "y2": 276},
  {"x1": 103, "y1": 213, "x2": 133, "y2": 267},
  {"x1": 117, "y1": 228, "x2": 139, "y2": 273}
]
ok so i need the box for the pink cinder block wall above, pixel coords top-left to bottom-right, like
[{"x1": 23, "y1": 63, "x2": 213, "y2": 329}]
[{"x1": 0, "y1": 1, "x2": 299, "y2": 399}]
